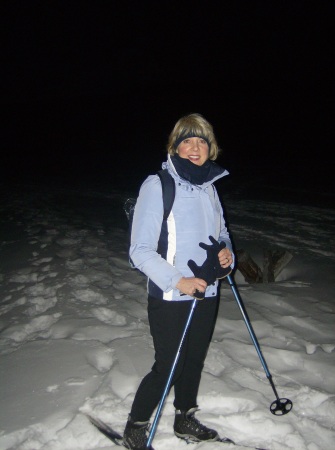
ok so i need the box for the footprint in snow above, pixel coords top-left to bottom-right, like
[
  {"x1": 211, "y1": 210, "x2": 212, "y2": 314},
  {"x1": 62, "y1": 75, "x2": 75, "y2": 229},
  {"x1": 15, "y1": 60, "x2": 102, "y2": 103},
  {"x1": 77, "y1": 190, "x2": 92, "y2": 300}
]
[
  {"x1": 72, "y1": 289, "x2": 108, "y2": 305},
  {"x1": 91, "y1": 307, "x2": 127, "y2": 325},
  {"x1": 65, "y1": 377, "x2": 85, "y2": 386}
]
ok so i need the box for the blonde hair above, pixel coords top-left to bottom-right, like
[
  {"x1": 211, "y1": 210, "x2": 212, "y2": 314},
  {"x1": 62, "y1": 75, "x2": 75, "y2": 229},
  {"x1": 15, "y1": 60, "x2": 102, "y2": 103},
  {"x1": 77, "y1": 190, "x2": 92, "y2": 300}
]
[{"x1": 167, "y1": 113, "x2": 220, "y2": 160}]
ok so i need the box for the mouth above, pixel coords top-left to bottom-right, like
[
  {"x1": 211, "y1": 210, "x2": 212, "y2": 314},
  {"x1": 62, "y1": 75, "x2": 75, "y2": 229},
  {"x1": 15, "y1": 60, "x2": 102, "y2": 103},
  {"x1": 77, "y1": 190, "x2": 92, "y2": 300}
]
[{"x1": 188, "y1": 155, "x2": 200, "y2": 162}]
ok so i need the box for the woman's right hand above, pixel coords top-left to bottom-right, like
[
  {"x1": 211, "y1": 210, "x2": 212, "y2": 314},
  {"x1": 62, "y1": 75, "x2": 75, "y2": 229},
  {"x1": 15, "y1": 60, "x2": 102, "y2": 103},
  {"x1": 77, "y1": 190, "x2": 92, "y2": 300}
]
[{"x1": 176, "y1": 277, "x2": 207, "y2": 298}]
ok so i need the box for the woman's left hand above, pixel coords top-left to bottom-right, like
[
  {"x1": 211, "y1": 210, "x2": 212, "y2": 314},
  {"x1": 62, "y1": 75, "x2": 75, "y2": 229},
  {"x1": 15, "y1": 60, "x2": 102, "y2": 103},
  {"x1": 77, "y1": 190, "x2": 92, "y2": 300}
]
[{"x1": 218, "y1": 248, "x2": 233, "y2": 268}]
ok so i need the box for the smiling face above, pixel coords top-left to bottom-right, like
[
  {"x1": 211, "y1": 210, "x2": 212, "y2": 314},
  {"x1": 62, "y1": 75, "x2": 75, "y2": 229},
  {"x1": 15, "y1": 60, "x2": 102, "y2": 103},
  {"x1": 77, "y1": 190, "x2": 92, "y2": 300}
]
[{"x1": 176, "y1": 137, "x2": 209, "y2": 166}]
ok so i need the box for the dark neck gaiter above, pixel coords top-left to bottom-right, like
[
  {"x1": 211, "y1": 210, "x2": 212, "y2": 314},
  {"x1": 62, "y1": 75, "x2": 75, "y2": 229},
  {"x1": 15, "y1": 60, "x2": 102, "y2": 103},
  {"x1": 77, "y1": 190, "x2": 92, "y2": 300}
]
[{"x1": 171, "y1": 154, "x2": 211, "y2": 185}]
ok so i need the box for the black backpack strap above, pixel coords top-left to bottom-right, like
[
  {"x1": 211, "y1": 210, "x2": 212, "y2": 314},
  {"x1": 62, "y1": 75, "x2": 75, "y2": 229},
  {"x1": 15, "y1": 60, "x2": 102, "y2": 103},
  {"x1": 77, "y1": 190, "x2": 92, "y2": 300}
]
[{"x1": 157, "y1": 169, "x2": 175, "y2": 220}]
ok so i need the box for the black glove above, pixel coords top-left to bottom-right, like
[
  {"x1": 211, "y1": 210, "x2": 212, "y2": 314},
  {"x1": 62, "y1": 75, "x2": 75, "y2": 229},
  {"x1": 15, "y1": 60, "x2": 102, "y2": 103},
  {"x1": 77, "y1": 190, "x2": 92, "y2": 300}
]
[
  {"x1": 204, "y1": 236, "x2": 232, "y2": 280},
  {"x1": 187, "y1": 254, "x2": 216, "y2": 300},
  {"x1": 188, "y1": 236, "x2": 232, "y2": 300},
  {"x1": 187, "y1": 236, "x2": 219, "y2": 300}
]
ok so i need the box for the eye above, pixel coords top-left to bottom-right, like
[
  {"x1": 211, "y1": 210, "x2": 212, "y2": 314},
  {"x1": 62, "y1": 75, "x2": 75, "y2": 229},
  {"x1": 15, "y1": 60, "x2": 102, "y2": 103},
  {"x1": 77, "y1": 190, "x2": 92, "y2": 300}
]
[
  {"x1": 199, "y1": 138, "x2": 206, "y2": 144},
  {"x1": 183, "y1": 139, "x2": 190, "y2": 144}
]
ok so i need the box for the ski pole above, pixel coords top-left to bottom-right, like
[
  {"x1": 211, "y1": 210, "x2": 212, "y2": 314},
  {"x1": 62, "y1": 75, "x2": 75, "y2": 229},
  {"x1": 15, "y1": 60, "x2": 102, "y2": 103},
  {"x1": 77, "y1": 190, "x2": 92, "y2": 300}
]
[
  {"x1": 146, "y1": 298, "x2": 198, "y2": 448},
  {"x1": 226, "y1": 275, "x2": 293, "y2": 416}
]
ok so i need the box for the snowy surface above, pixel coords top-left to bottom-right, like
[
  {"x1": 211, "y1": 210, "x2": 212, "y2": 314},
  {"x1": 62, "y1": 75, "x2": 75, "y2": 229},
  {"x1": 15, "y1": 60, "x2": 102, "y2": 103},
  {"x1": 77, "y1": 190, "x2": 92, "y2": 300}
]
[{"x1": 0, "y1": 182, "x2": 334, "y2": 450}]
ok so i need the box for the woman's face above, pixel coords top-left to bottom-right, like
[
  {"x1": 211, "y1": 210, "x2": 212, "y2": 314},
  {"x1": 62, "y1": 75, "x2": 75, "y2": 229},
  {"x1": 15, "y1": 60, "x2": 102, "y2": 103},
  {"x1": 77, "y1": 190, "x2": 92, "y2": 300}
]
[{"x1": 177, "y1": 137, "x2": 209, "y2": 166}]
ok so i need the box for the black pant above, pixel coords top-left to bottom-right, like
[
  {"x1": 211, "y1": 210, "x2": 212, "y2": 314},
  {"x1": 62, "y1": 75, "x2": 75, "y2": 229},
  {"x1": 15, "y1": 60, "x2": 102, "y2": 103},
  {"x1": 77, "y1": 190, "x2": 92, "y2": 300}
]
[{"x1": 130, "y1": 295, "x2": 219, "y2": 422}]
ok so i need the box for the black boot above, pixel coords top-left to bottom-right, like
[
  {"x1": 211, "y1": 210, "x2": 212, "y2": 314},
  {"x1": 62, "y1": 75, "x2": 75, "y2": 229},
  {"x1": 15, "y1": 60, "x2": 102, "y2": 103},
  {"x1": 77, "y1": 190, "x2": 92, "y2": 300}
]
[
  {"x1": 174, "y1": 407, "x2": 219, "y2": 442},
  {"x1": 123, "y1": 415, "x2": 154, "y2": 450}
]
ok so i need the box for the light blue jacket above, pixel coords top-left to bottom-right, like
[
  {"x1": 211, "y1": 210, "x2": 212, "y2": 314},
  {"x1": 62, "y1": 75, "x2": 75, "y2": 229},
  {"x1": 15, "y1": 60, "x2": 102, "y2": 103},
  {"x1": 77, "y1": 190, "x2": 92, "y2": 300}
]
[{"x1": 130, "y1": 155, "x2": 234, "y2": 301}]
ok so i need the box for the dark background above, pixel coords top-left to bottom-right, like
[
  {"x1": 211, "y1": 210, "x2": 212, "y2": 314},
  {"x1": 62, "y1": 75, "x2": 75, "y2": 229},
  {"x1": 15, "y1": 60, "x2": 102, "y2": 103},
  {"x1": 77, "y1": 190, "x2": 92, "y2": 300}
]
[{"x1": 1, "y1": 1, "x2": 334, "y2": 200}]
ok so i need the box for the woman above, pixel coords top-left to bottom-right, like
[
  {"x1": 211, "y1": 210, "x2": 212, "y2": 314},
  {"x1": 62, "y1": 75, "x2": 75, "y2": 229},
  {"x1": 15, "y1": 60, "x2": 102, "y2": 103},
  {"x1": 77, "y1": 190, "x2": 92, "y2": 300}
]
[{"x1": 123, "y1": 113, "x2": 234, "y2": 450}]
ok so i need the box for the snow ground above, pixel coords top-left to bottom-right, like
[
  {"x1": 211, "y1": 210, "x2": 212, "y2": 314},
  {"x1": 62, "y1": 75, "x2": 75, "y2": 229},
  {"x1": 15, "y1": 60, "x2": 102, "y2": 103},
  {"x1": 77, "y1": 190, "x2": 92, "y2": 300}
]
[{"x1": 0, "y1": 182, "x2": 334, "y2": 450}]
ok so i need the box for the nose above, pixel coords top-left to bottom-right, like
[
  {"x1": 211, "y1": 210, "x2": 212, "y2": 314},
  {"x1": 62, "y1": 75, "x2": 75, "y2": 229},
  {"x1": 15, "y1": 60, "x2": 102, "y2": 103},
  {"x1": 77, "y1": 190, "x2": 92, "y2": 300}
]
[{"x1": 192, "y1": 138, "x2": 200, "y2": 151}]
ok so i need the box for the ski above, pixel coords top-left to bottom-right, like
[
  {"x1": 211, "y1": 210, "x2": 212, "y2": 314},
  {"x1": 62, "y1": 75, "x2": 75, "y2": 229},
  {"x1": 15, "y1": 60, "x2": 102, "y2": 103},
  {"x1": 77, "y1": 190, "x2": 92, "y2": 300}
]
[
  {"x1": 183, "y1": 435, "x2": 267, "y2": 450},
  {"x1": 86, "y1": 414, "x2": 123, "y2": 446},
  {"x1": 86, "y1": 414, "x2": 267, "y2": 449}
]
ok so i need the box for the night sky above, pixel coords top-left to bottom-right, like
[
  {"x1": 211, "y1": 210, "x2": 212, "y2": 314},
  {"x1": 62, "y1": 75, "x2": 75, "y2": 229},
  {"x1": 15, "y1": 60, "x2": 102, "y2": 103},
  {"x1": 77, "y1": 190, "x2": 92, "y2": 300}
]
[{"x1": 2, "y1": 1, "x2": 334, "y2": 196}]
